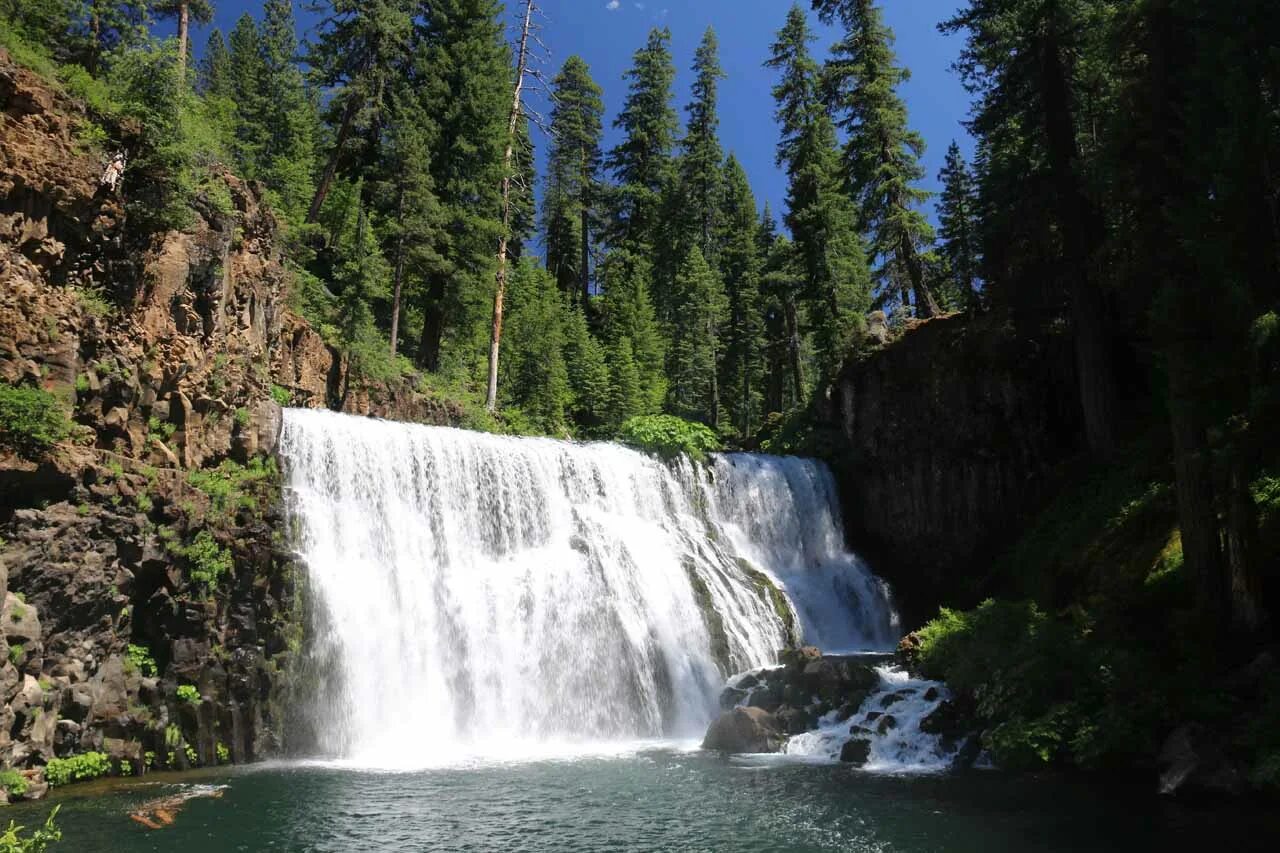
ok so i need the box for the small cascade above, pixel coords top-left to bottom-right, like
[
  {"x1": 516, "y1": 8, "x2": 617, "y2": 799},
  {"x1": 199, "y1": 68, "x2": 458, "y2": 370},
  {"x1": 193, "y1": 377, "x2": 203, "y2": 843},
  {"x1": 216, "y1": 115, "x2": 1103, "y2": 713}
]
[
  {"x1": 278, "y1": 409, "x2": 899, "y2": 766},
  {"x1": 785, "y1": 666, "x2": 963, "y2": 772}
]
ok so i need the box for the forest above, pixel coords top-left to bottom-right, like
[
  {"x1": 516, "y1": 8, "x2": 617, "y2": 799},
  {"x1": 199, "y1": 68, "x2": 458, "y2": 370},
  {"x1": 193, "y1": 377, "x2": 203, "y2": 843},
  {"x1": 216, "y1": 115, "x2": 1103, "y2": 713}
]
[{"x1": 2, "y1": 0, "x2": 1280, "y2": 802}]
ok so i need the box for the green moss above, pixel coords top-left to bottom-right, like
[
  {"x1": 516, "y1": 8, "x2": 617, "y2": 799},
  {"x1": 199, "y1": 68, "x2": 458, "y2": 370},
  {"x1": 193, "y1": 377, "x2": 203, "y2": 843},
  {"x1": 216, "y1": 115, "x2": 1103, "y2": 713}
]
[
  {"x1": 683, "y1": 561, "x2": 731, "y2": 675},
  {"x1": 739, "y1": 560, "x2": 798, "y2": 648}
]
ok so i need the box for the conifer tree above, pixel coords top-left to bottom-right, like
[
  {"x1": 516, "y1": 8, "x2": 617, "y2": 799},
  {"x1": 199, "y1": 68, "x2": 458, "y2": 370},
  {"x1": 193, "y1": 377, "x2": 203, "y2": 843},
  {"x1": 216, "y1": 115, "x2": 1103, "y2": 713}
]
[
  {"x1": 667, "y1": 247, "x2": 726, "y2": 425},
  {"x1": 258, "y1": 0, "x2": 316, "y2": 225},
  {"x1": 936, "y1": 140, "x2": 980, "y2": 311},
  {"x1": 411, "y1": 0, "x2": 509, "y2": 374},
  {"x1": 153, "y1": 1, "x2": 213, "y2": 82},
  {"x1": 769, "y1": 4, "x2": 870, "y2": 376},
  {"x1": 77, "y1": 1, "x2": 152, "y2": 75},
  {"x1": 500, "y1": 260, "x2": 571, "y2": 431},
  {"x1": 304, "y1": 0, "x2": 414, "y2": 223},
  {"x1": 197, "y1": 29, "x2": 231, "y2": 98},
  {"x1": 599, "y1": 250, "x2": 666, "y2": 414},
  {"x1": 607, "y1": 337, "x2": 644, "y2": 428},
  {"x1": 718, "y1": 155, "x2": 765, "y2": 438},
  {"x1": 815, "y1": 0, "x2": 940, "y2": 319},
  {"x1": 562, "y1": 305, "x2": 611, "y2": 433},
  {"x1": 227, "y1": 13, "x2": 266, "y2": 173},
  {"x1": 680, "y1": 28, "x2": 727, "y2": 261},
  {"x1": 543, "y1": 56, "x2": 604, "y2": 308},
  {"x1": 606, "y1": 28, "x2": 678, "y2": 260}
]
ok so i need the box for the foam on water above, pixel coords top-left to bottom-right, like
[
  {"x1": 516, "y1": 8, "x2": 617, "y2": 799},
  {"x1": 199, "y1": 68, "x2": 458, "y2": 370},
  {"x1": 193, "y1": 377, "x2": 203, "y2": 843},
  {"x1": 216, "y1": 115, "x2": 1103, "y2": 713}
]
[{"x1": 279, "y1": 409, "x2": 897, "y2": 767}]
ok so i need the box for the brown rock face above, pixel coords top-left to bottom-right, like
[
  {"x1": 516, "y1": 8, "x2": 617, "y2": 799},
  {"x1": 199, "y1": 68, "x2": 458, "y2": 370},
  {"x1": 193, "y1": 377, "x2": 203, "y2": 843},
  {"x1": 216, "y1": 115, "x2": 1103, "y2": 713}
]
[{"x1": 829, "y1": 314, "x2": 1079, "y2": 621}]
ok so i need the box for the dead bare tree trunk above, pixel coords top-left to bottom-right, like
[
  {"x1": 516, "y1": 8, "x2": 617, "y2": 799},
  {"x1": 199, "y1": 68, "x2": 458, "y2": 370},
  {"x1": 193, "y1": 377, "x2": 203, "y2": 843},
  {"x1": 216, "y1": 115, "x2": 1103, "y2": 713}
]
[
  {"x1": 177, "y1": 3, "x2": 190, "y2": 84},
  {"x1": 485, "y1": 0, "x2": 538, "y2": 413}
]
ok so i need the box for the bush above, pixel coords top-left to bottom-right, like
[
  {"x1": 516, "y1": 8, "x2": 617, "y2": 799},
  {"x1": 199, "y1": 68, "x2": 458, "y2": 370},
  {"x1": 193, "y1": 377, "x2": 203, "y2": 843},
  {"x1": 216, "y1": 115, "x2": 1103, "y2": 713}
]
[
  {"x1": 0, "y1": 385, "x2": 70, "y2": 458},
  {"x1": 175, "y1": 531, "x2": 233, "y2": 590},
  {"x1": 0, "y1": 770, "x2": 28, "y2": 798},
  {"x1": 0, "y1": 806, "x2": 60, "y2": 853},
  {"x1": 125, "y1": 644, "x2": 157, "y2": 678},
  {"x1": 176, "y1": 684, "x2": 199, "y2": 704},
  {"x1": 618, "y1": 415, "x2": 721, "y2": 462},
  {"x1": 271, "y1": 385, "x2": 292, "y2": 407},
  {"x1": 44, "y1": 752, "x2": 110, "y2": 787}
]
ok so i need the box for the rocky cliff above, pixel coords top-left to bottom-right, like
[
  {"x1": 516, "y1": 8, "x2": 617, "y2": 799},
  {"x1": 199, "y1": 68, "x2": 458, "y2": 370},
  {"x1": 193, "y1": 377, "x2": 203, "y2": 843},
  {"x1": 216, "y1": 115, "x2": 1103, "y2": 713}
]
[
  {"x1": 829, "y1": 314, "x2": 1082, "y2": 623},
  {"x1": 0, "y1": 48, "x2": 457, "y2": 796}
]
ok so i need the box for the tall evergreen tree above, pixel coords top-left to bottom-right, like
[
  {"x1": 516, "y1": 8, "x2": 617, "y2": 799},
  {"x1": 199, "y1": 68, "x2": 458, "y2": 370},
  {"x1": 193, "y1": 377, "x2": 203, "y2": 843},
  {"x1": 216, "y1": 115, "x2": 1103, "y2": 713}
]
[
  {"x1": 718, "y1": 155, "x2": 765, "y2": 438},
  {"x1": 411, "y1": 0, "x2": 509, "y2": 375},
  {"x1": 542, "y1": 56, "x2": 604, "y2": 308},
  {"x1": 197, "y1": 29, "x2": 231, "y2": 98},
  {"x1": 304, "y1": 0, "x2": 414, "y2": 223},
  {"x1": 599, "y1": 249, "x2": 666, "y2": 415},
  {"x1": 561, "y1": 304, "x2": 611, "y2": 433},
  {"x1": 815, "y1": 0, "x2": 940, "y2": 319},
  {"x1": 500, "y1": 260, "x2": 571, "y2": 431},
  {"x1": 153, "y1": 1, "x2": 213, "y2": 82},
  {"x1": 936, "y1": 140, "x2": 980, "y2": 311},
  {"x1": 667, "y1": 247, "x2": 726, "y2": 425},
  {"x1": 257, "y1": 0, "x2": 316, "y2": 224},
  {"x1": 227, "y1": 13, "x2": 266, "y2": 173},
  {"x1": 606, "y1": 28, "x2": 678, "y2": 261},
  {"x1": 679, "y1": 27, "x2": 727, "y2": 260},
  {"x1": 769, "y1": 4, "x2": 870, "y2": 376}
]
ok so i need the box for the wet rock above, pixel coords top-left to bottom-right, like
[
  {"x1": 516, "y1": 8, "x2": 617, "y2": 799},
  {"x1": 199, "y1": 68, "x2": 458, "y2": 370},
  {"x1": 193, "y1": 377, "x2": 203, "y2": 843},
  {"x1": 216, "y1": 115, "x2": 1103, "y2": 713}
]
[
  {"x1": 1158, "y1": 724, "x2": 1245, "y2": 797},
  {"x1": 702, "y1": 706, "x2": 786, "y2": 754},
  {"x1": 919, "y1": 700, "x2": 967, "y2": 738},
  {"x1": 779, "y1": 646, "x2": 821, "y2": 673},
  {"x1": 719, "y1": 686, "x2": 748, "y2": 710},
  {"x1": 775, "y1": 705, "x2": 816, "y2": 736},
  {"x1": 839, "y1": 737, "x2": 872, "y2": 766},
  {"x1": 875, "y1": 715, "x2": 897, "y2": 735}
]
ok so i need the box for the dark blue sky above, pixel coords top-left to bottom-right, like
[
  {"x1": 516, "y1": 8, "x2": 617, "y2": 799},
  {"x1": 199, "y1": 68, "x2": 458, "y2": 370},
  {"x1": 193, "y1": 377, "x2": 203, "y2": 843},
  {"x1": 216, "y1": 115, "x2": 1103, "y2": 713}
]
[{"x1": 193, "y1": 1, "x2": 973, "y2": 229}]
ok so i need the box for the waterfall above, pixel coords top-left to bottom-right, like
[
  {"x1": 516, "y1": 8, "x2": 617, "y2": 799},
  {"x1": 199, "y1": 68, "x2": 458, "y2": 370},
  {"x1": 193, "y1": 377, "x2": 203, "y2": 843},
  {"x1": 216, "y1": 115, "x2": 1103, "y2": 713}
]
[{"x1": 279, "y1": 408, "x2": 897, "y2": 766}]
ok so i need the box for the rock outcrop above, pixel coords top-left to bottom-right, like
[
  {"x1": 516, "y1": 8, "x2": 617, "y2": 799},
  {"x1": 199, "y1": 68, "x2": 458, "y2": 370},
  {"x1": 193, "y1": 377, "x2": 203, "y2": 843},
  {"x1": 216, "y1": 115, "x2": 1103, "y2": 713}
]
[{"x1": 829, "y1": 313, "x2": 1079, "y2": 620}]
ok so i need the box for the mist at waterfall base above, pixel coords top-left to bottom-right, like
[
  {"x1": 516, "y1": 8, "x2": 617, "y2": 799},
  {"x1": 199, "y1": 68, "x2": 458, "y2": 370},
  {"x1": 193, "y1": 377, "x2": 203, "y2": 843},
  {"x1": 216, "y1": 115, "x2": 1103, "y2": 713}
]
[{"x1": 279, "y1": 408, "x2": 898, "y2": 768}]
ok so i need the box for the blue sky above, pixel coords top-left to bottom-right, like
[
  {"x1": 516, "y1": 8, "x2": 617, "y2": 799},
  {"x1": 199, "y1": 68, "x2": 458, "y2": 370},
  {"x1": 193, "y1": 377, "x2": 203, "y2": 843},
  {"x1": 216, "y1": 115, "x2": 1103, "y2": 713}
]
[{"x1": 192, "y1": 1, "x2": 973, "y2": 229}]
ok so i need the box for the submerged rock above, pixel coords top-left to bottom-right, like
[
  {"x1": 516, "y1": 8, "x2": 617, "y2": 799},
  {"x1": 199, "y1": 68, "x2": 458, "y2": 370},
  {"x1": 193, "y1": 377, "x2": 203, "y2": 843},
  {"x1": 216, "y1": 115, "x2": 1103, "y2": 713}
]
[
  {"x1": 839, "y1": 737, "x2": 871, "y2": 766},
  {"x1": 702, "y1": 707, "x2": 786, "y2": 754},
  {"x1": 1157, "y1": 724, "x2": 1245, "y2": 797}
]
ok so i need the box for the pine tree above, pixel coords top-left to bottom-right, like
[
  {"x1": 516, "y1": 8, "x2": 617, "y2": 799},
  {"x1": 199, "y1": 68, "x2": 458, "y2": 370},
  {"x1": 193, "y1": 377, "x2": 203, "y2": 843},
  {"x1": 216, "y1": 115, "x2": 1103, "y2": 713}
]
[
  {"x1": 718, "y1": 155, "x2": 765, "y2": 438},
  {"x1": 606, "y1": 28, "x2": 678, "y2": 259},
  {"x1": 197, "y1": 29, "x2": 231, "y2": 98},
  {"x1": 152, "y1": 1, "x2": 213, "y2": 82},
  {"x1": 667, "y1": 247, "x2": 726, "y2": 425},
  {"x1": 500, "y1": 260, "x2": 570, "y2": 432},
  {"x1": 768, "y1": 4, "x2": 871, "y2": 376},
  {"x1": 411, "y1": 0, "x2": 509, "y2": 375},
  {"x1": 680, "y1": 27, "x2": 727, "y2": 261},
  {"x1": 542, "y1": 56, "x2": 604, "y2": 308},
  {"x1": 257, "y1": 0, "x2": 316, "y2": 225},
  {"x1": 607, "y1": 337, "x2": 644, "y2": 428},
  {"x1": 815, "y1": 0, "x2": 940, "y2": 319},
  {"x1": 936, "y1": 140, "x2": 980, "y2": 311},
  {"x1": 562, "y1": 304, "x2": 611, "y2": 433},
  {"x1": 76, "y1": 1, "x2": 151, "y2": 75},
  {"x1": 599, "y1": 249, "x2": 666, "y2": 415},
  {"x1": 227, "y1": 13, "x2": 266, "y2": 174},
  {"x1": 304, "y1": 0, "x2": 414, "y2": 223}
]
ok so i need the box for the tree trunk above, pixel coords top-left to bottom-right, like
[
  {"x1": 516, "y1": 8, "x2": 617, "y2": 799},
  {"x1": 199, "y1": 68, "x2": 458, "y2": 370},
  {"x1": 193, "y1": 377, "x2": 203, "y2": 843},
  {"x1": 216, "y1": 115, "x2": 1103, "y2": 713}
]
[
  {"x1": 418, "y1": 276, "x2": 445, "y2": 372},
  {"x1": 177, "y1": 3, "x2": 190, "y2": 84},
  {"x1": 306, "y1": 96, "x2": 362, "y2": 224},
  {"x1": 1040, "y1": 21, "x2": 1116, "y2": 455},
  {"x1": 784, "y1": 297, "x2": 804, "y2": 407},
  {"x1": 485, "y1": 0, "x2": 536, "y2": 412},
  {"x1": 580, "y1": 204, "x2": 591, "y2": 310},
  {"x1": 899, "y1": 231, "x2": 939, "y2": 319},
  {"x1": 389, "y1": 187, "x2": 406, "y2": 358},
  {"x1": 708, "y1": 319, "x2": 720, "y2": 429},
  {"x1": 89, "y1": 4, "x2": 101, "y2": 76}
]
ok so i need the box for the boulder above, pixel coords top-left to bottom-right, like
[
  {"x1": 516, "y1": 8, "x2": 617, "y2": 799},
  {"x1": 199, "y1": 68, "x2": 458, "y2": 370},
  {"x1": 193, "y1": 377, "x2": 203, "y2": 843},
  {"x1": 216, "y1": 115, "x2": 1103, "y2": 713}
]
[
  {"x1": 775, "y1": 705, "x2": 817, "y2": 736},
  {"x1": 702, "y1": 706, "x2": 786, "y2": 754},
  {"x1": 839, "y1": 737, "x2": 872, "y2": 766},
  {"x1": 1157, "y1": 724, "x2": 1245, "y2": 797},
  {"x1": 779, "y1": 646, "x2": 821, "y2": 673}
]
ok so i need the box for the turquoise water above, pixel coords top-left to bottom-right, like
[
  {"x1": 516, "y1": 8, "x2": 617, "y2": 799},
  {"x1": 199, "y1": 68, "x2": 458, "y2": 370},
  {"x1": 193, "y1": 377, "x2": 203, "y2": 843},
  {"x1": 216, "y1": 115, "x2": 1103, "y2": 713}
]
[{"x1": 16, "y1": 748, "x2": 1279, "y2": 852}]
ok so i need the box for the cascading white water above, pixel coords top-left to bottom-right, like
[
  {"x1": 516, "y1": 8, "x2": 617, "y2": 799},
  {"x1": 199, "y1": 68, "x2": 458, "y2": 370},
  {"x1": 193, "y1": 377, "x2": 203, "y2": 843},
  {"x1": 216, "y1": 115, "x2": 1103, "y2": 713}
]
[{"x1": 279, "y1": 408, "x2": 897, "y2": 766}]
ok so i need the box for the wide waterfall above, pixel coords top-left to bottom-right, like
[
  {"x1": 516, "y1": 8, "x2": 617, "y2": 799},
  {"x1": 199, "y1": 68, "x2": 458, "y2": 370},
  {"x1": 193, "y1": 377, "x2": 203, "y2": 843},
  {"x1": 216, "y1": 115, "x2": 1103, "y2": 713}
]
[{"x1": 279, "y1": 408, "x2": 897, "y2": 766}]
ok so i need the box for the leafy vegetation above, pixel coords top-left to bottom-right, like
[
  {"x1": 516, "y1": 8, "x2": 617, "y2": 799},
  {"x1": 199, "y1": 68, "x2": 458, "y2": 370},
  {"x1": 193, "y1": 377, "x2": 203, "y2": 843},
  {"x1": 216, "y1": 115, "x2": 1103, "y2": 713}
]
[
  {"x1": 125, "y1": 644, "x2": 157, "y2": 678},
  {"x1": 44, "y1": 752, "x2": 110, "y2": 787},
  {"x1": 0, "y1": 385, "x2": 71, "y2": 459},
  {"x1": 0, "y1": 807, "x2": 60, "y2": 853},
  {"x1": 176, "y1": 684, "x2": 200, "y2": 704},
  {"x1": 0, "y1": 770, "x2": 28, "y2": 799},
  {"x1": 619, "y1": 415, "x2": 721, "y2": 461},
  {"x1": 174, "y1": 531, "x2": 232, "y2": 590}
]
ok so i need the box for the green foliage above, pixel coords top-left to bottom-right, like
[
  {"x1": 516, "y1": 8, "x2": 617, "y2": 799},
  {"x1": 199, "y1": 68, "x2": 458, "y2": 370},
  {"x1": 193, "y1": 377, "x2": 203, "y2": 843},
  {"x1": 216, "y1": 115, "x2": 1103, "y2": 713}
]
[
  {"x1": 176, "y1": 684, "x2": 199, "y2": 704},
  {"x1": 175, "y1": 531, "x2": 233, "y2": 590},
  {"x1": 0, "y1": 806, "x2": 60, "y2": 853},
  {"x1": 0, "y1": 770, "x2": 28, "y2": 798},
  {"x1": 125, "y1": 644, "x2": 157, "y2": 678},
  {"x1": 233, "y1": 407, "x2": 250, "y2": 428},
  {"x1": 44, "y1": 752, "x2": 110, "y2": 787},
  {"x1": 270, "y1": 384, "x2": 292, "y2": 406},
  {"x1": 164, "y1": 724, "x2": 181, "y2": 749},
  {"x1": 619, "y1": 415, "x2": 721, "y2": 462},
  {"x1": 0, "y1": 385, "x2": 71, "y2": 458},
  {"x1": 7, "y1": 645, "x2": 23, "y2": 667},
  {"x1": 216, "y1": 742, "x2": 230, "y2": 764},
  {"x1": 186, "y1": 456, "x2": 277, "y2": 516}
]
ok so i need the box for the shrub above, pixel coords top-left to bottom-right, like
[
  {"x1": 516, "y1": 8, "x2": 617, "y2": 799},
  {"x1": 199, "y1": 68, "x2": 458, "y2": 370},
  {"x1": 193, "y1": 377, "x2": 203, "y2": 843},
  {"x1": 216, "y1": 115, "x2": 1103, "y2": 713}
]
[
  {"x1": 0, "y1": 806, "x2": 60, "y2": 853},
  {"x1": 125, "y1": 644, "x2": 157, "y2": 678},
  {"x1": 175, "y1": 531, "x2": 233, "y2": 590},
  {"x1": 216, "y1": 743, "x2": 230, "y2": 764},
  {"x1": 176, "y1": 684, "x2": 199, "y2": 704},
  {"x1": 233, "y1": 407, "x2": 250, "y2": 428},
  {"x1": 618, "y1": 415, "x2": 721, "y2": 462},
  {"x1": 0, "y1": 770, "x2": 28, "y2": 798},
  {"x1": 0, "y1": 385, "x2": 70, "y2": 458},
  {"x1": 271, "y1": 385, "x2": 292, "y2": 407},
  {"x1": 44, "y1": 752, "x2": 110, "y2": 787}
]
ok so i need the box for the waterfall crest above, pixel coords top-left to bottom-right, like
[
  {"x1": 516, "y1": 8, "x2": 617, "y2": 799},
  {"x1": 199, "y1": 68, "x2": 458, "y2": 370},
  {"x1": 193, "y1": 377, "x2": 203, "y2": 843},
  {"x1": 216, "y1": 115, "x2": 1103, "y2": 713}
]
[{"x1": 280, "y1": 409, "x2": 896, "y2": 765}]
